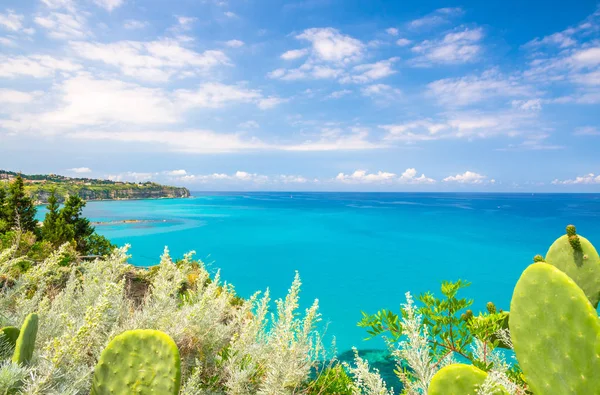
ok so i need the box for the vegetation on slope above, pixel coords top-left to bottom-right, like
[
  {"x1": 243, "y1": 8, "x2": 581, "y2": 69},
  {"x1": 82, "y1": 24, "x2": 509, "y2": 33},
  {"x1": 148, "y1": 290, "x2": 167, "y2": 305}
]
[
  {"x1": 0, "y1": 170, "x2": 190, "y2": 204},
  {"x1": 0, "y1": 175, "x2": 114, "y2": 260}
]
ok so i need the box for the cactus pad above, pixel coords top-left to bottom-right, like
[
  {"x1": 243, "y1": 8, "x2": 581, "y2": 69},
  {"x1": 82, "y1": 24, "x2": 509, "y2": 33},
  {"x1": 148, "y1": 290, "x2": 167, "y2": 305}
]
[
  {"x1": 12, "y1": 313, "x2": 38, "y2": 365},
  {"x1": 510, "y1": 263, "x2": 600, "y2": 394},
  {"x1": 0, "y1": 326, "x2": 20, "y2": 359},
  {"x1": 545, "y1": 226, "x2": 600, "y2": 307},
  {"x1": 91, "y1": 329, "x2": 181, "y2": 395},
  {"x1": 429, "y1": 364, "x2": 489, "y2": 395}
]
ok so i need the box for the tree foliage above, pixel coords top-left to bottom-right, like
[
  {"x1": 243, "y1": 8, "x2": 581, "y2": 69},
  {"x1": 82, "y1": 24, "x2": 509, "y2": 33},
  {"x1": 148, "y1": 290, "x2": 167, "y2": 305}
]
[
  {"x1": 3, "y1": 176, "x2": 38, "y2": 234},
  {"x1": 0, "y1": 177, "x2": 114, "y2": 258}
]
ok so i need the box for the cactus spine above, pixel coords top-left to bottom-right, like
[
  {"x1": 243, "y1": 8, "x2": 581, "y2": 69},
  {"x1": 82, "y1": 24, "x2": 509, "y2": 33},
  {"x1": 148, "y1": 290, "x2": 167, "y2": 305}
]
[
  {"x1": 544, "y1": 224, "x2": 600, "y2": 307},
  {"x1": 91, "y1": 329, "x2": 181, "y2": 395},
  {"x1": 11, "y1": 313, "x2": 38, "y2": 365}
]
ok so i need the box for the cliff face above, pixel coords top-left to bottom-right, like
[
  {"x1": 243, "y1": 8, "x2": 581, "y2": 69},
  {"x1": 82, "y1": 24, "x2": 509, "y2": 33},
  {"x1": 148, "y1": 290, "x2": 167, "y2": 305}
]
[{"x1": 28, "y1": 185, "x2": 190, "y2": 204}]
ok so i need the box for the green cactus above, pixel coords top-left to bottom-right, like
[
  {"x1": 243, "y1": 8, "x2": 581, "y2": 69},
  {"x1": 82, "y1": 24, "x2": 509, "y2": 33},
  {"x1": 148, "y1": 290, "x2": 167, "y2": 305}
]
[
  {"x1": 544, "y1": 225, "x2": 600, "y2": 307},
  {"x1": 429, "y1": 364, "x2": 492, "y2": 395},
  {"x1": 12, "y1": 313, "x2": 38, "y2": 365},
  {"x1": 510, "y1": 262, "x2": 600, "y2": 394},
  {"x1": 91, "y1": 329, "x2": 181, "y2": 395},
  {"x1": 533, "y1": 254, "x2": 545, "y2": 262},
  {"x1": 0, "y1": 326, "x2": 20, "y2": 359}
]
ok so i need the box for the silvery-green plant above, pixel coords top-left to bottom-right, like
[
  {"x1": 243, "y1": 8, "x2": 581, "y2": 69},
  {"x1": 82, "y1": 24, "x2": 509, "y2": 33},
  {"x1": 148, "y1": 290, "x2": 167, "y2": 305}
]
[{"x1": 0, "y1": 241, "x2": 325, "y2": 394}]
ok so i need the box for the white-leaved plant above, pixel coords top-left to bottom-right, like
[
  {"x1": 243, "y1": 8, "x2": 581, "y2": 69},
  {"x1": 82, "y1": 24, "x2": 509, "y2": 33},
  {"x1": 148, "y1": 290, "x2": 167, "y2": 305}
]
[{"x1": 0, "y1": 242, "x2": 325, "y2": 394}]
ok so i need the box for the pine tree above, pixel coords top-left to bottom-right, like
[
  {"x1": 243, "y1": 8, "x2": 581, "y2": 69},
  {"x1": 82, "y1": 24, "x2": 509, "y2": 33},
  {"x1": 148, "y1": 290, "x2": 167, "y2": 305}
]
[
  {"x1": 42, "y1": 189, "x2": 75, "y2": 246},
  {"x1": 4, "y1": 175, "x2": 38, "y2": 233},
  {"x1": 60, "y1": 195, "x2": 94, "y2": 252}
]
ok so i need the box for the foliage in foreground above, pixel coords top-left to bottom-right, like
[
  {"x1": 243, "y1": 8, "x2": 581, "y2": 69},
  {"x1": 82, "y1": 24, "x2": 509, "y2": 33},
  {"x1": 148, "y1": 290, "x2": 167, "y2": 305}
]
[
  {"x1": 359, "y1": 224, "x2": 600, "y2": 395},
  {"x1": 0, "y1": 243, "x2": 332, "y2": 394},
  {"x1": 1, "y1": 223, "x2": 598, "y2": 394}
]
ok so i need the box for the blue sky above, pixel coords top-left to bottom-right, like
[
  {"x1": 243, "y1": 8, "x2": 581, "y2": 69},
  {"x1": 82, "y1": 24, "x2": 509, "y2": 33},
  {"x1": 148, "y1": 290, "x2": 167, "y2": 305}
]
[{"x1": 1, "y1": 0, "x2": 599, "y2": 191}]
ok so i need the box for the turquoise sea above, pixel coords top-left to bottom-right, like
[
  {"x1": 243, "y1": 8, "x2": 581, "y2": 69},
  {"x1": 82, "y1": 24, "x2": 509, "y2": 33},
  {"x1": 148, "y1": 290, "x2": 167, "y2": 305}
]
[{"x1": 43, "y1": 192, "x2": 600, "y2": 354}]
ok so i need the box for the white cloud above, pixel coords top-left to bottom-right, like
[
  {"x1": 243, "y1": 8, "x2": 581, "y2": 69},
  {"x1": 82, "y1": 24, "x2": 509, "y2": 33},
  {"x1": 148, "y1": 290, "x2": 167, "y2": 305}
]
[
  {"x1": 361, "y1": 84, "x2": 401, "y2": 99},
  {"x1": 224, "y1": 11, "x2": 237, "y2": 18},
  {"x1": 443, "y1": 171, "x2": 488, "y2": 184},
  {"x1": 336, "y1": 168, "x2": 435, "y2": 184},
  {"x1": 0, "y1": 54, "x2": 81, "y2": 78},
  {"x1": 386, "y1": 27, "x2": 399, "y2": 36},
  {"x1": 380, "y1": 120, "x2": 448, "y2": 142},
  {"x1": 336, "y1": 170, "x2": 396, "y2": 183},
  {"x1": 70, "y1": 39, "x2": 231, "y2": 82},
  {"x1": 93, "y1": 0, "x2": 124, "y2": 11},
  {"x1": 552, "y1": 174, "x2": 600, "y2": 185},
  {"x1": 525, "y1": 32, "x2": 576, "y2": 49},
  {"x1": 0, "y1": 89, "x2": 41, "y2": 104},
  {"x1": 408, "y1": 7, "x2": 463, "y2": 30},
  {"x1": 282, "y1": 128, "x2": 386, "y2": 151},
  {"x1": 175, "y1": 82, "x2": 261, "y2": 109},
  {"x1": 0, "y1": 37, "x2": 16, "y2": 47},
  {"x1": 574, "y1": 126, "x2": 600, "y2": 136},
  {"x1": 296, "y1": 28, "x2": 364, "y2": 64},
  {"x1": 0, "y1": 10, "x2": 24, "y2": 32},
  {"x1": 381, "y1": 109, "x2": 540, "y2": 143},
  {"x1": 270, "y1": 28, "x2": 381, "y2": 83},
  {"x1": 427, "y1": 69, "x2": 533, "y2": 106},
  {"x1": 257, "y1": 96, "x2": 287, "y2": 109},
  {"x1": 411, "y1": 27, "x2": 483, "y2": 65},
  {"x1": 124, "y1": 19, "x2": 148, "y2": 29},
  {"x1": 38, "y1": 74, "x2": 179, "y2": 127},
  {"x1": 68, "y1": 167, "x2": 92, "y2": 173},
  {"x1": 511, "y1": 99, "x2": 542, "y2": 111},
  {"x1": 178, "y1": 171, "x2": 308, "y2": 185},
  {"x1": 396, "y1": 38, "x2": 412, "y2": 47},
  {"x1": 398, "y1": 168, "x2": 436, "y2": 184},
  {"x1": 281, "y1": 48, "x2": 309, "y2": 60},
  {"x1": 71, "y1": 129, "x2": 268, "y2": 153},
  {"x1": 278, "y1": 175, "x2": 308, "y2": 183},
  {"x1": 107, "y1": 172, "x2": 155, "y2": 182},
  {"x1": 341, "y1": 57, "x2": 399, "y2": 83},
  {"x1": 326, "y1": 89, "x2": 352, "y2": 99},
  {"x1": 41, "y1": 0, "x2": 76, "y2": 10},
  {"x1": 225, "y1": 39, "x2": 244, "y2": 47},
  {"x1": 238, "y1": 120, "x2": 259, "y2": 129},
  {"x1": 164, "y1": 169, "x2": 187, "y2": 176},
  {"x1": 35, "y1": 11, "x2": 87, "y2": 40}
]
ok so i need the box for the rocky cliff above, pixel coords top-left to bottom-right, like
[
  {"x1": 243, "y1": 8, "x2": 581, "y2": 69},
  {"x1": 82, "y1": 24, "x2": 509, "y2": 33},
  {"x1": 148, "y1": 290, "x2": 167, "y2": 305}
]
[{"x1": 28, "y1": 185, "x2": 191, "y2": 204}]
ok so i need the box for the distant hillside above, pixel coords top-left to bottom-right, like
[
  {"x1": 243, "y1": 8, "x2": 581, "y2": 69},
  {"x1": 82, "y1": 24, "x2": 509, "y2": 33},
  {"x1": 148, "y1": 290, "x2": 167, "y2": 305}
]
[{"x1": 0, "y1": 170, "x2": 190, "y2": 204}]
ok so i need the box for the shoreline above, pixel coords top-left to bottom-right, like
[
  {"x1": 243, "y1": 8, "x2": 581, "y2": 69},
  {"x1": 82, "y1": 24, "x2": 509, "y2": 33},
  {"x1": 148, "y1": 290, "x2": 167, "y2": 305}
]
[{"x1": 34, "y1": 195, "x2": 191, "y2": 206}]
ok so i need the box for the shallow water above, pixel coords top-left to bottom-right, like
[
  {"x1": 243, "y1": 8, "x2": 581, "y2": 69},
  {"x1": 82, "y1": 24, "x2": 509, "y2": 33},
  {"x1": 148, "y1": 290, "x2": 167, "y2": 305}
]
[{"x1": 39, "y1": 192, "x2": 600, "y2": 355}]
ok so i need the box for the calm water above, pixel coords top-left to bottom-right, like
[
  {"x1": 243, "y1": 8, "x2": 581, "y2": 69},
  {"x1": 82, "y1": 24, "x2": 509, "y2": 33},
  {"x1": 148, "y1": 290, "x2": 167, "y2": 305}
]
[{"x1": 41, "y1": 192, "x2": 600, "y2": 353}]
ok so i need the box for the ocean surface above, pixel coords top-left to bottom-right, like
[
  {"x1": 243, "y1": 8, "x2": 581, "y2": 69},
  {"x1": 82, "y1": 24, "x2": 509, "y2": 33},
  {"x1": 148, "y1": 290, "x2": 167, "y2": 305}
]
[{"x1": 40, "y1": 192, "x2": 600, "y2": 355}]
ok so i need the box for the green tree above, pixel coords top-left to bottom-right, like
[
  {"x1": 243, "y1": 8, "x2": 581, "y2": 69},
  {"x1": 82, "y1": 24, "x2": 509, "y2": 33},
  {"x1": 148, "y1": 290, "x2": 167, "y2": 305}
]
[
  {"x1": 4, "y1": 175, "x2": 38, "y2": 233},
  {"x1": 0, "y1": 186, "x2": 7, "y2": 233},
  {"x1": 42, "y1": 189, "x2": 74, "y2": 247},
  {"x1": 60, "y1": 195, "x2": 93, "y2": 252}
]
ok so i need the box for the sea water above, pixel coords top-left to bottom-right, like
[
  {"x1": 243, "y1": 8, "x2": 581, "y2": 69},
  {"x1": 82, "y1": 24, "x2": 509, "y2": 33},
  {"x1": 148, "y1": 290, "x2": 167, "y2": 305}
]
[{"x1": 39, "y1": 192, "x2": 600, "y2": 356}]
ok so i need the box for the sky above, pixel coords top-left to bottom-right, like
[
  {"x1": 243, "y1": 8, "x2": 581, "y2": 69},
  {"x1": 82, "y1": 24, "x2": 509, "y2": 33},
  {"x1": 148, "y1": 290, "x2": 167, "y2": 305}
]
[{"x1": 1, "y1": 0, "x2": 600, "y2": 191}]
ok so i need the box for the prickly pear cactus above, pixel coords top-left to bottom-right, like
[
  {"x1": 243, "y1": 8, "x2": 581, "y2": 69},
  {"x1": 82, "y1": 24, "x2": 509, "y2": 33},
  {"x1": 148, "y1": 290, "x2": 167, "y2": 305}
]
[
  {"x1": 0, "y1": 326, "x2": 20, "y2": 359},
  {"x1": 12, "y1": 313, "x2": 38, "y2": 365},
  {"x1": 91, "y1": 329, "x2": 181, "y2": 395},
  {"x1": 510, "y1": 263, "x2": 600, "y2": 394},
  {"x1": 545, "y1": 224, "x2": 600, "y2": 307},
  {"x1": 429, "y1": 364, "x2": 489, "y2": 395}
]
